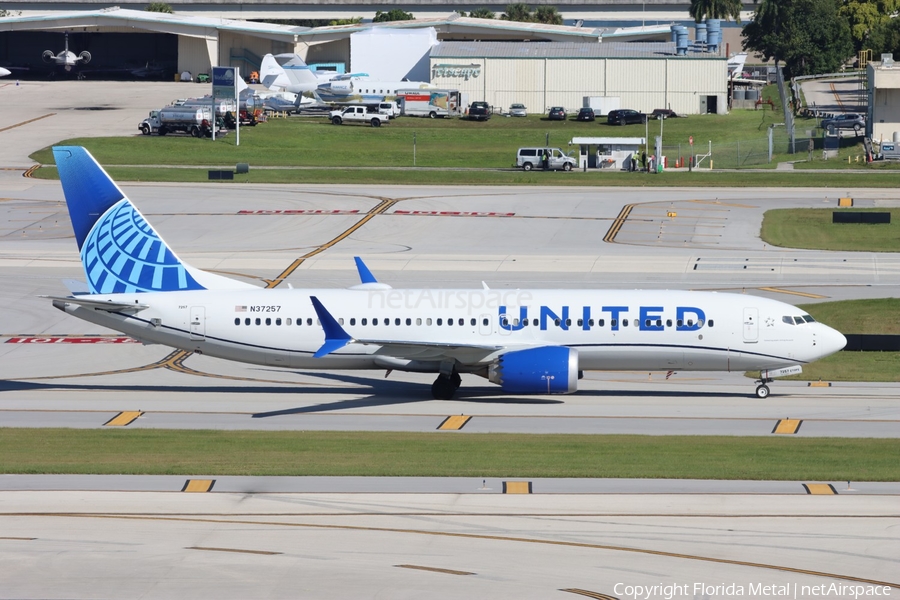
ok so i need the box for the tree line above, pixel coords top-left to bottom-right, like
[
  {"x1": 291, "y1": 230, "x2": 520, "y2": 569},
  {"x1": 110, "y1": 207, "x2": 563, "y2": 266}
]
[{"x1": 692, "y1": 0, "x2": 900, "y2": 78}]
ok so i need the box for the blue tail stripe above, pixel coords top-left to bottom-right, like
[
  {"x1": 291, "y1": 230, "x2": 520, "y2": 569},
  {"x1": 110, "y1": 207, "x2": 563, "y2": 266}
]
[{"x1": 53, "y1": 147, "x2": 126, "y2": 250}]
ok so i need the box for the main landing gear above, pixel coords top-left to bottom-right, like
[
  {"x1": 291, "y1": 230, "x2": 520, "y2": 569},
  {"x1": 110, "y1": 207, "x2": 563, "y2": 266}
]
[{"x1": 431, "y1": 371, "x2": 461, "y2": 400}]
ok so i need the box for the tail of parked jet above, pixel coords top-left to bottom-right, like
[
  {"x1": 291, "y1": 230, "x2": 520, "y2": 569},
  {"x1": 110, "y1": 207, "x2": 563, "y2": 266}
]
[
  {"x1": 260, "y1": 53, "x2": 319, "y2": 93},
  {"x1": 53, "y1": 146, "x2": 255, "y2": 294}
]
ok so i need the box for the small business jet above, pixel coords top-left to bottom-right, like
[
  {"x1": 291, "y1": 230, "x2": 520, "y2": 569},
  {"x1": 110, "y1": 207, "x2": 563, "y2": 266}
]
[
  {"x1": 261, "y1": 53, "x2": 433, "y2": 105},
  {"x1": 0, "y1": 67, "x2": 10, "y2": 77},
  {"x1": 42, "y1": 32, "x2": 91, "y2": 72},
  {"x1": 46, "y1": 147, "x2": 846, "y2": 399}
]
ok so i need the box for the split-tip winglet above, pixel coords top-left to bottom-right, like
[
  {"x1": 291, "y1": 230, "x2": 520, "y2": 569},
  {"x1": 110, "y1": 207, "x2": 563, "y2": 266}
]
[{"x1": 310, "y1": 296, "x2": 353, "y2": 357}]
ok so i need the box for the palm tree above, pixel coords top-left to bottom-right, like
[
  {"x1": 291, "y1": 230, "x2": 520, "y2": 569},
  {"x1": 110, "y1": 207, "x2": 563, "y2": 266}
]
[
  {"x1": 469, "y1": 7, "x2": 497, "y2": 19},
  {"x1": 534, "y1": 6, "x2": 563, "y2": 24},
  {"x1": 501, "y1": 3, "x2": 534, "y2": 22},
  {"x1": 689, "y1": 0, "x2": 742, "y2": 22}
]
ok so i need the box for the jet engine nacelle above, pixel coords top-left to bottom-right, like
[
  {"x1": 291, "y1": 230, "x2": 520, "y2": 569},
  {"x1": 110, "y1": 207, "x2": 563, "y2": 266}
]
[
  {"x1": 42, "y1": 50, "x2": 56, "y2": 63},
  {"x1": 78, "y1": 51, "x2": 91, "y2": 65},
  {"x1": 489, "y1": 346, "x2": 578, "y2": 394},
  {"x1": 330, "y1": 80, "x2": 353, "y2": 91}
]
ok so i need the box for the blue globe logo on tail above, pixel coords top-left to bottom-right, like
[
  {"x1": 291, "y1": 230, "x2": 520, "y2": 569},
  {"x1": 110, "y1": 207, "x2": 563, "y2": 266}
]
[{"x1": 82, "y1": 199, "x2": 203, "y2": 294}]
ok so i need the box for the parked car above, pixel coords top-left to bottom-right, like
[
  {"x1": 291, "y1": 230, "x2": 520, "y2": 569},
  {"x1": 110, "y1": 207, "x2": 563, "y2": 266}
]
[
  {"x1": 509, "y1": 103, "x2": 527, "y2": 117},
  {"x1": 607, "y1": 109, "x2": 647, "y2": 125},
  {"x1": 467, "y1": 101, "x2": 492, "y2": 121},
  {"x1": 821, "y1": 113, "x2": 865, "y2": 134},
  {"x1": 515, "y1": 147, "x2": 576, "y2": 171},
  {"x1": 651, "y1": 108, "x2": 679, "y2": 119},
  {"x1": 548, "y1": 106, "x2": 567, "y2": 121},
  {"x1": 576, "y1": 107, "x2": 595, "y2": 122}
]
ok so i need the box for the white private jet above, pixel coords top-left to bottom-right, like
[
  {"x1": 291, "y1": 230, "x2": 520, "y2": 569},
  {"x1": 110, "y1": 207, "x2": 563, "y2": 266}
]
[
  {"x1": 261, "y1": 53, "x2": 433, "y2": 105},
  {"x1": 0, "y1": 67, "x2": 10, "y2": 77},
  {"x1": 46, "y1": 147, "x2": 847, "y2": 400},
  {"x1": 42, "y1": 32, "x2": 91, "y2": 72}
]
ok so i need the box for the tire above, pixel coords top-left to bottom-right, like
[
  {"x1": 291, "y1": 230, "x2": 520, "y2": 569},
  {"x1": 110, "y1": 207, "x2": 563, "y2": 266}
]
[
  {"x1": 190, "y1": 126, "x2": 200, "y2": 138},
  {"x1": 429, "y1": 111, "x2": 436, "y2": 119},
  {"x1": 331, "y1": 116, "x2": 342, "y2": 125},
  {"x1": 854, "y1": 123, "x2": 862, "y2": 132},
  {"x1": 141, "y1": 124, "x2": 150, "y2": 135},
  {"x1": 755, "y1": 384, "x2": 770, "y2": 399},
  {"x1": 523, "y1": 162, "x2": 533, "y2": 171},
  {"x1": 563, "y1": 162, "x2": 572, "y2": 172},
  {"x1": 158, "y1": 127, "x2": 167, "y2": 136},
  {"x1": 371, "y1": 118, "x2": 381, "y2": 127}
]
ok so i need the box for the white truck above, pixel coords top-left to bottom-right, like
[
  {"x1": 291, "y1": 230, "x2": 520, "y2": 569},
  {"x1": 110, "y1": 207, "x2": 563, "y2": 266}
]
[
  {"x1": 397, "y1": 89, "x2": 466, "y2": 118},
  {"x1": 139, "y1": 107, "x2": 218, "y2": 138},
  {"x1": 329, "y1": 105, "x2": 386, "y2": 127}
]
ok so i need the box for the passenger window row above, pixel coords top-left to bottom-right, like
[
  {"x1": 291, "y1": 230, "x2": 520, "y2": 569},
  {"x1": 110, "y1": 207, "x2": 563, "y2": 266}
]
[{"x1": 233, "y1": 316, "x2": 714, "y2": 329}]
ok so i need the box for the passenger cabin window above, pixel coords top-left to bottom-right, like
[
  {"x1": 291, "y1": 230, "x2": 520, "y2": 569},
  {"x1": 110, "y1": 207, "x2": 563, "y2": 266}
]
[
  {"x1": 470, "y1": 318, "x2": 476, "y2": 326},
  {"x1": 286, "y1": 318, "x2": 292, "y2": 325},
  {"x1": 623, "y1": 319, "x2": 629, "y2": 327},
  {"x1": 482, "y1": 318, "x2": 489, "y2": 326},
  {"x1": 350, "y1": 318, "x2": 356, "y2": 326},
  {"x1": 307, "y1": 318, "x2": 313, "y2": 326},
  {"x1": 276, "y1": 318, "x2": 282, "y2": 326},
  {"x1": 426, "y1": 318, "x2": 432, "y2": 326},
  {"x1": 265, "y1": 318, "x2": 271, "y2": 326},
  {"x1": 234, "y1": 318, "x2": 240, "y2": 325},
  {"x1": 708, "y1": 320, "x2": 714, "y2": 327},
  {"x1": 438, "y1": 318, "x2": 444, "y2": 326},
  {"x1": 362, "y1": 318, "x2": 367, "y2": 326},
  {"x1": 245, "y1": 318, "x2": 250, "y2": 325},
  {"x1": 666, "y1": 319, "x2": 672, "y2": 327},
  {"x1": 255, "y1": 318, "x2": 261, "y2": 326}
]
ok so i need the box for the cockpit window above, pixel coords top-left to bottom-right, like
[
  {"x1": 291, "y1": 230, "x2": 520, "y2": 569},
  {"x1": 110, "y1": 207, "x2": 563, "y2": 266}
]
[
  {"x1": 782, "y1": 316, "x2": 794, "y2": 325},
  {"x1": 802, "y1": 315, "x2": 816, "y2": 323},
  {"x1": 794, "y1": 316, "x2": 805, "y2": 325}
]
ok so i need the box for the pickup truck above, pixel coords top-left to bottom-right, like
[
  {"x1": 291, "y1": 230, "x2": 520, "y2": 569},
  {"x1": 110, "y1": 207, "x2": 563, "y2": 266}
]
[
  {"x1": 467, "y1": 101, "x2": 491, "y2": 121},
  {"x1": 329, "y1": 106, "x2": 385, "y2": 127}
]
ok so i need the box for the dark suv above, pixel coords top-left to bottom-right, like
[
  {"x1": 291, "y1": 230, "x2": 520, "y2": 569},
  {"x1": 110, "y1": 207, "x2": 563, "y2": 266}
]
[
  {"x1": 576, "y1": 107, "x2": 595, "y2": 121},
  {"x1": 467, "y1": 101, "x2": 491, "y2": 121},
  {"x1": 607, "y1": 109, "x2": 647, "y2": 125},
  {"x1": 821, "y1": 113, "x2": 864, "y2": 134}
]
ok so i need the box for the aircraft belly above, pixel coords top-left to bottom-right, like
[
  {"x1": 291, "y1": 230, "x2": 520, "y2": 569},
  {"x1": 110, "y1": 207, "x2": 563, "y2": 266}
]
[{"x1": 579, "y1": 346, "x2": 684, "y2": 371}]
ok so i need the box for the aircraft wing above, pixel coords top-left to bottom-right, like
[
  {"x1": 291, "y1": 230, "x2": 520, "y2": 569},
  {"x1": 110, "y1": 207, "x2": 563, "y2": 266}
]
[
  {"x1": 41, "y1": 295, "x2": 149, "y2": 313},
  {"x1": 352, "y1": 337, "x2": 508, "y2": 363}
]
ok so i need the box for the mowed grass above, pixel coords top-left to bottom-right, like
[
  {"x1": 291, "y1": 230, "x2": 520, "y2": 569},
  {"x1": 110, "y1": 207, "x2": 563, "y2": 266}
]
[
  {"x1": 2, "y1": 429, "x2": 898, "y2": 480},
  {"x1": 32, "y1": 110, "x2": 784, "y2": 169},
  {"x1": 761, "y1": 208, "x2": 900, "y2": 251}
]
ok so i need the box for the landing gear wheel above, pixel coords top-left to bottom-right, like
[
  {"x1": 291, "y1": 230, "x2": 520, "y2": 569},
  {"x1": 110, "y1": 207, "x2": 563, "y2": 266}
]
[
  {"x1": 431, "y1": 376, "x2": 456, "y2": 400},
  {"x1": 755, "y1": 384, "x2": 770, "y2": 399}
]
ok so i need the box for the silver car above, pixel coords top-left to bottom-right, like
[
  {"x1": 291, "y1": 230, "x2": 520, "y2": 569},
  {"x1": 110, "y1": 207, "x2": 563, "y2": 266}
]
[{"x1": 509, "y1": 103, "x2": 527, "y2": 117}]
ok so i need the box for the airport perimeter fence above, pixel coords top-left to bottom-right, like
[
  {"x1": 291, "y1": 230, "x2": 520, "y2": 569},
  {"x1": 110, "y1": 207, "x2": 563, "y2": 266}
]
[{"x1": 659, "y1": 130, "x2": 819, "y2": 169}]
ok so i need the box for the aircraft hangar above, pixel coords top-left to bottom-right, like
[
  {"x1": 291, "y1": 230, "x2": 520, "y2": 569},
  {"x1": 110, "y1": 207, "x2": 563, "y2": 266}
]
[{"x1": 0, "y1": 9, "x2": 678, "y2": 81}]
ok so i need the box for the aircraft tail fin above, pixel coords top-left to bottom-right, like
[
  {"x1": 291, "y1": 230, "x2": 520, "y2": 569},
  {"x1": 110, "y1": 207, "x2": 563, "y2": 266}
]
[
  {"x1": 260, "y1": 53, "x2": 291, "y2": 91},
  {"x1": 273, "y1": 53, "x2": 320, "y2": 92},
  {"x1": 53, "y1": 146, "x2": 255, "y2": 294}
]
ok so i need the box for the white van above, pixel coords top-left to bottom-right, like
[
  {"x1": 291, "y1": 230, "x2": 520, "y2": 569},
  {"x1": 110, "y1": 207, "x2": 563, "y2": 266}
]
[
  {"x1": 516, "y1": 147, "x2": 576, "y2": 171},
  {"x1": 377, "y1": 102, "x2": 400, "y2": 119}
]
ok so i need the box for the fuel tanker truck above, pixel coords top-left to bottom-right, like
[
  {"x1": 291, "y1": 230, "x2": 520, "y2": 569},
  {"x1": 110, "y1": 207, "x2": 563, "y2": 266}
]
[{"x1": 138, "y1": 107, "x2": 224, "y2": 138}]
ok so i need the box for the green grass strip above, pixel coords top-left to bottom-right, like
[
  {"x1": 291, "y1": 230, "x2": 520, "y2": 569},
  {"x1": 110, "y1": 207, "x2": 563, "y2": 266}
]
[
  {"x1": 3, "y1": 429, "x2": 898, "y2": 480},
  {"x1": 761, "y1": 208, "x2": 900, "y2": 252},
  {"x1": 29, "y1": 165, "x2": 900, "y2": 187}
]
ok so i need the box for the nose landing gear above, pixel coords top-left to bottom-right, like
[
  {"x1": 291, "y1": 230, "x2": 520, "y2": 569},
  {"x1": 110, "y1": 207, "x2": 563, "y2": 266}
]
[{"x1": 754, "y1": 376, "x2": 774, "y2": 398}]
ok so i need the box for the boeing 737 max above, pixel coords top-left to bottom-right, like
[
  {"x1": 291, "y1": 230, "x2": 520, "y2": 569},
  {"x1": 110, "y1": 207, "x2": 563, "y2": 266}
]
[{"x1": 46, "y1": 147, "x2": 846, "y2": 399}]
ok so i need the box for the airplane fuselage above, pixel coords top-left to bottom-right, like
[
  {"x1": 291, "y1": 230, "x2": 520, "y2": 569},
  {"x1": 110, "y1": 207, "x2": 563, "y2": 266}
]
[{"x1": 56, "y1": 288, "x2": 843, "y2": 374}]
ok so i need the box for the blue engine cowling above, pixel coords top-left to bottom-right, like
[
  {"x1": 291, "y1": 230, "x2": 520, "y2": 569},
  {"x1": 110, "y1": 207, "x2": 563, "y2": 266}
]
[{"x1": 488, "y1": 346, "x2": 579, "y2": 394}]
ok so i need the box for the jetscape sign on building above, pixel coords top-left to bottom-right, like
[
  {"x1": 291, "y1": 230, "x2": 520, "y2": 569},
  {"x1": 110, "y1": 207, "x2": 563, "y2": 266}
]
[{"x1": 431, "y1": 63, "x2": 482, "y2": 80}]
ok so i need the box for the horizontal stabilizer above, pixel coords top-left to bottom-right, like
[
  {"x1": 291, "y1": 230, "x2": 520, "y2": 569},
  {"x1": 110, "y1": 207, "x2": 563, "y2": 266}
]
[{"x1": 41, "y1": 295, "x2": 149, "y2": 312}]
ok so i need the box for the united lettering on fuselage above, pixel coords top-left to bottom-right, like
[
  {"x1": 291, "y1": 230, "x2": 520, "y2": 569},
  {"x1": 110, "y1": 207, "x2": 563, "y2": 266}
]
[{"x1": 499, "y1": 305, "x2": 706, "y2": 332}]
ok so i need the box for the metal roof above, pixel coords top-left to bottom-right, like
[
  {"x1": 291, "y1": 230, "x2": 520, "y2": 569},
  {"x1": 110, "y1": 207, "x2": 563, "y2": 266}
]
[
  {"x1": 431, "y1": 40, "x2": 723, "y2": 59},
  {"x1": 0, "y1": 7, "x2": 304, "y2": 39}
]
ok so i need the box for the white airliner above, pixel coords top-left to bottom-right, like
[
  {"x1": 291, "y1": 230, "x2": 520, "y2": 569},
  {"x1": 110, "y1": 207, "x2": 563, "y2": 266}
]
[
  {"x1": 260, "y1": 53, "x2": 433, "y2": 105},
  {"x1": 47, "y1": 147, "x2": 846, "y2": 399},
  {"x1": 42, "y1": 32, "x2": 91, "y2": 72}
]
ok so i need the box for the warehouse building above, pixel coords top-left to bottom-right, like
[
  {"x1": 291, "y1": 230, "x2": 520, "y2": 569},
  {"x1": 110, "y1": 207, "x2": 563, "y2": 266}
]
[{"x1": 430, "y1": 41, "x2": 727, "y2": 115}]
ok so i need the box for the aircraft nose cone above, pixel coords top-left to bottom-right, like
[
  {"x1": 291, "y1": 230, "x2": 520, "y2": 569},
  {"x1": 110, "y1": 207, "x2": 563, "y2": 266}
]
[{"x1": 821, "y1": 326, "x2": 847, "y2": 356}]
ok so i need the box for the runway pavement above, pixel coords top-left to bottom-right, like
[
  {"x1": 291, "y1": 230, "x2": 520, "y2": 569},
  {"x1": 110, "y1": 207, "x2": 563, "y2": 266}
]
[{"x1": 1, "y1": 81, "x2": 899, "y2": 599}]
